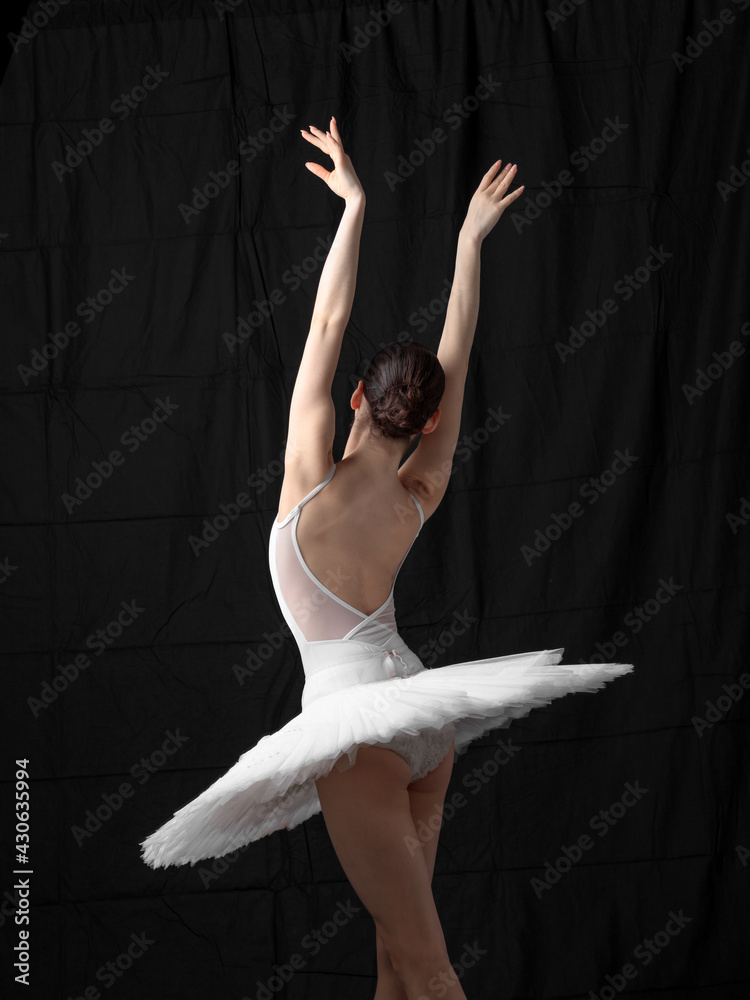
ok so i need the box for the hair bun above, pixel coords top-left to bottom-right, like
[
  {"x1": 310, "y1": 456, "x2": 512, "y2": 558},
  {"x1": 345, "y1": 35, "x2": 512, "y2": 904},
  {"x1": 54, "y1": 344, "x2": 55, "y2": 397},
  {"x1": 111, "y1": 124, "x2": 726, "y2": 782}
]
[{"x1": 361, "y1": 342, "x2": 445, "y2": 441}]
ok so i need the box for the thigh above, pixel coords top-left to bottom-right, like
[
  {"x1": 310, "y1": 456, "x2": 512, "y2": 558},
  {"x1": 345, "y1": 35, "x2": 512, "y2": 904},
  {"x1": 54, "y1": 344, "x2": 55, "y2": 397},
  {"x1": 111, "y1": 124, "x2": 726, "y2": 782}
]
[
  {"x1": 407, "y1": 739, "x2": 455, "y2": 883},
  {"x1": 314, "y1": 744, "x2": 448, "y2": 951}
]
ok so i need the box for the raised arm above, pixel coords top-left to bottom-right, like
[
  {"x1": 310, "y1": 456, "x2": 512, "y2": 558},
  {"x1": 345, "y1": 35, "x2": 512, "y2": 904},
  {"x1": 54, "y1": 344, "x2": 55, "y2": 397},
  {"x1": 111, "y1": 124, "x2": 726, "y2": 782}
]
[
  {"x1": 304, "y1": 120, "x2": 366, "y2": 326},
  {"x1": 399, "y1": 160, "x2": 524, "y2": 515},
  {"x1": 283, "y1": 119, "x2": 366, "y2": 477}
]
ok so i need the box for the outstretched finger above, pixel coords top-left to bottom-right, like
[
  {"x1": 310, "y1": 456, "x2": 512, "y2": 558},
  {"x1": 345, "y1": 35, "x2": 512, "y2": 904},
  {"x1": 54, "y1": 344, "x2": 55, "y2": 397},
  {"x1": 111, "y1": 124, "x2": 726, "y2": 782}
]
[
  {"x1": 300, "y1": 126, "x2": 327, "y2": 150},
  {"x1": 328, "y1": 116, "x2": 343, "y2": 146},
  {"x1": 311, "y1": 123, "x2": 340, "y2": 160},
  {"x1": 309, "y1": 123, "x2": 335, "y2": 142},
  {"x1": 499, "y1": 182, "x2": 525, "y2": 205},
  {"x1": 479, "y1": 159, "x2": 503, "y2": 190},
  {"x1": 489, "y1": 162, "x2": 517, "y2": 194}
]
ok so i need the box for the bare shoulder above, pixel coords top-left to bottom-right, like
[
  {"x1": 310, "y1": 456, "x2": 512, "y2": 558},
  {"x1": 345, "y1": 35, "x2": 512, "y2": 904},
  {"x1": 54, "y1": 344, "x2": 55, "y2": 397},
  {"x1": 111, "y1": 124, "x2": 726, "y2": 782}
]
[
  {"x1": 276, "y1": 452, "x2": 334, "y2": 522},
  {"x1": 397, "y1": 470, "x2": 444, "y2": 524}
]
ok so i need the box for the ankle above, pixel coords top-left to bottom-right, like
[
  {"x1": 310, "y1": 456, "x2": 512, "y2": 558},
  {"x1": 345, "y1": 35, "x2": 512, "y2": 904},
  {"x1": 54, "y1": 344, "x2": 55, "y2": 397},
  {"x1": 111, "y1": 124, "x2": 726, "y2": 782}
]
[{"x1": 397, "y1": 957, "x2": 468, "y2": 1000}]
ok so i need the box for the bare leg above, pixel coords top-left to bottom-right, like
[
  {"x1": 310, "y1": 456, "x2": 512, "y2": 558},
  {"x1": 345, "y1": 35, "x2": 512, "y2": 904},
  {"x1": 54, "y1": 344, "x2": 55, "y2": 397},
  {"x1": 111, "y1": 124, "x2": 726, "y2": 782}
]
[
  {"x1": 315, "y1": 744, "x2": 467, "y2": 1000},
  {"x1": 372, "y1": 741, "x2": 457, "y2": 999},
  {"x1": 374, "y1": 931, "x2": 408, "y2": 1000},
  {"x1": 406, "y1": 739, "x2": 456, "y2": 884}
]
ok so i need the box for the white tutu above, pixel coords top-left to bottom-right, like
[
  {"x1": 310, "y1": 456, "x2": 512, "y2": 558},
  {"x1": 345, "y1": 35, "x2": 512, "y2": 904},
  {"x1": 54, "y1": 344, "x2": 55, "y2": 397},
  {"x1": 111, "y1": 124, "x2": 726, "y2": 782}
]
[{"x1": 140, "y1": 642, "x2": 633, "y2": 869}]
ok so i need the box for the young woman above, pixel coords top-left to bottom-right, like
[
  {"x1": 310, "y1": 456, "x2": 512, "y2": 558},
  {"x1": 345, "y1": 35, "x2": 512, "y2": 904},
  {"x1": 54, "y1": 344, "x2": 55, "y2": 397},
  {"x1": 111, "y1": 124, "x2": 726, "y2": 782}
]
[{"x1": 141, "y1": 118, "x2": 633, "y2": 1000}]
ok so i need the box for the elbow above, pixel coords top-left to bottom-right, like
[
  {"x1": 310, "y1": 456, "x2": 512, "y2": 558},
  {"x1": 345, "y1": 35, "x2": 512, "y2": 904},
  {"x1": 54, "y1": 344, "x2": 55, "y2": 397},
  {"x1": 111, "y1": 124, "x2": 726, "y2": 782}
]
[{"x1": 309, "y1": 314, "x2": 348, "y2": 335}]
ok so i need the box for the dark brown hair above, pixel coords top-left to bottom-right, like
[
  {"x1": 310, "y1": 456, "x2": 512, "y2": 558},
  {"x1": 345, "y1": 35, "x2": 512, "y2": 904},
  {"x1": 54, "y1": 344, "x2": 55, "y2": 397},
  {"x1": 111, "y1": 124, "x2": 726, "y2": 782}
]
[{"x1": 361, "y1": 341, "x2": 445, "y2": 441}]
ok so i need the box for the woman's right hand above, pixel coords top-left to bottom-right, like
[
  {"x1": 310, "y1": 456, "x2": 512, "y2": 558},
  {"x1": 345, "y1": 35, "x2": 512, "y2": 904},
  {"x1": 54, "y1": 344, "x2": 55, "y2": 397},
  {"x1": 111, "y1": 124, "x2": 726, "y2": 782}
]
[
  {"x1": 462, "y1": 160, "x2": 525, "y2": 242},
  {"x1": 301, "y1": 116, "x2": 365, "y2": 202}
]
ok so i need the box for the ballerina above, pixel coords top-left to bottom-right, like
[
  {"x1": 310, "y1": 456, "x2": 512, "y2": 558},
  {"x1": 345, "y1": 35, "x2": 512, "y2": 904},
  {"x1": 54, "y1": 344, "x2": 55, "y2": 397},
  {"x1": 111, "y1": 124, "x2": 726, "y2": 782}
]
[{"x1": 141, "y1": 116, "x2": 633, "y2": 1000}]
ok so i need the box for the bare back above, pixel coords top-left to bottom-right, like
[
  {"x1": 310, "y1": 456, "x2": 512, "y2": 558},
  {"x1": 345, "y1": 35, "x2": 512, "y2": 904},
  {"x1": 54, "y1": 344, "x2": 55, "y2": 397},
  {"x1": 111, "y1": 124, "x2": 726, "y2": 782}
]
[{"x1": 276, "y1": 457, "x2": 432, "y2": 617}]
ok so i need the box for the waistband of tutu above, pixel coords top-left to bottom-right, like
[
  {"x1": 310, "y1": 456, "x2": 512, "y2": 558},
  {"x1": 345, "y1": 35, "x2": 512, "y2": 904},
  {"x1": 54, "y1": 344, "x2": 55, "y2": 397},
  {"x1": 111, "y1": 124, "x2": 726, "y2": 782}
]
[{"x1": 301, "y1": 637, "x2": 425, "y2": 709}]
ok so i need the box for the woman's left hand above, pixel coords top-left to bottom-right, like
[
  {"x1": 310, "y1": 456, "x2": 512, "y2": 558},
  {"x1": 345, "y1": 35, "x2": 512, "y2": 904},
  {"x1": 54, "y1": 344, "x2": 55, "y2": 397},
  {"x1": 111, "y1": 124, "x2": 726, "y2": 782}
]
[{"x1": 301, "y1": 117, "x2": 365, "y2": 201}]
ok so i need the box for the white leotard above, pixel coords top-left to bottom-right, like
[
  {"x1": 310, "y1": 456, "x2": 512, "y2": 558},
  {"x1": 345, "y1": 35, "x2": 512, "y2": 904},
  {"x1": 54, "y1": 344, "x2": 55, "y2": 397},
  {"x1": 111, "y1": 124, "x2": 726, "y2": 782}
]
[
  {"x1": 268, "y1": 462, "x2": 423, "y2": 647},
  {"x1": 268, "y1": 462, "x2": 455, "y2": 779}
]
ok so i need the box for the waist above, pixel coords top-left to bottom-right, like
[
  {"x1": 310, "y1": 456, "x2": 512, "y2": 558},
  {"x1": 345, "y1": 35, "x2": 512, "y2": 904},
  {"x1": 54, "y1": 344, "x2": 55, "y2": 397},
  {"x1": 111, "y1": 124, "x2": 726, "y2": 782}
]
[{"x1": 300, "y1": 636, "x2": 425, "y2": 710}]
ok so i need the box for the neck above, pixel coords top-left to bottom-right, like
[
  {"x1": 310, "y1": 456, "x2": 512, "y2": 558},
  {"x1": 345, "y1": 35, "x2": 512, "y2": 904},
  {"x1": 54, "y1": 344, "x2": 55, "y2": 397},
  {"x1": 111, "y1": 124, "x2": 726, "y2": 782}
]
[{"x1": 342, "y1": 416, "x2": 409, "y2": 475}]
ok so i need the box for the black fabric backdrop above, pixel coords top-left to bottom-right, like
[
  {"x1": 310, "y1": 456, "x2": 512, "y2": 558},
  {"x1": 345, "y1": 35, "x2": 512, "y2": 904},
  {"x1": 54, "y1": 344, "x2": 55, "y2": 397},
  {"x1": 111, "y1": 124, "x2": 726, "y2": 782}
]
[{"x1": 1, "y1": 1, "x2": 749, "y2": 998}]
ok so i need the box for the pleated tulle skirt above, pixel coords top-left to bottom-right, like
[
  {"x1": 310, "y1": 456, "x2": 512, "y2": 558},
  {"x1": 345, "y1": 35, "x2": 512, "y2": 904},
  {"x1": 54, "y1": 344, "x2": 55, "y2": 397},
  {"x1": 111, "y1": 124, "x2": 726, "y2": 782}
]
[{"x1": 140, "y1": 641, "x2": 633, "y2": 869}]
